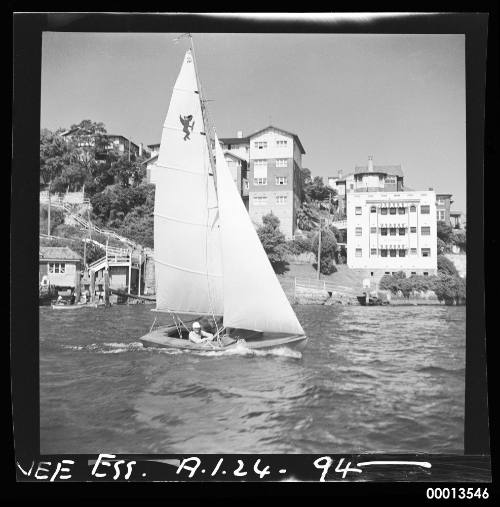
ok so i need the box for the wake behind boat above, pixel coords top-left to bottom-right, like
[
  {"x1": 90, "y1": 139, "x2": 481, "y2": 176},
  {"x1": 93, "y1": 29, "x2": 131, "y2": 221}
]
[{"x1": 139, "y1": 41, "x2": 307, "y2": 352}]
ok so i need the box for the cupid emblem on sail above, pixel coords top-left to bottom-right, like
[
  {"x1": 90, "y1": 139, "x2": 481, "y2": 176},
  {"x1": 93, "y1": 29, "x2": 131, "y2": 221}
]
[{"x1": 179, "y1": 114, "x2": 195, "y2": 140}]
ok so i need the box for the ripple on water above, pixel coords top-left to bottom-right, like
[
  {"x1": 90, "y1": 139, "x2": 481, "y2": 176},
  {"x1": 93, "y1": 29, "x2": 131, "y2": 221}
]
[{"x1": 40, "y1": 304, "x2": 465, "y2": 454}]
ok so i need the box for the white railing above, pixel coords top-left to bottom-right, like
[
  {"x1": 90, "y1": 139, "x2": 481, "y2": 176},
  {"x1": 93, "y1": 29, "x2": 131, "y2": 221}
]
[{"x1": 40, "y1": 191, "x2": 90, "y2": 206}]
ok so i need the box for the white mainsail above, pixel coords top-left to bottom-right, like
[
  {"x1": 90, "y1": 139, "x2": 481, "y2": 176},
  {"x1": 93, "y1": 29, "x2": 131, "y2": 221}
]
[
  {"x1": 214, "y1": 133, "x2": 305, "y2": 335},
  {"x1": 152, "y1": 50, "x2": 223, "y2": 316}
]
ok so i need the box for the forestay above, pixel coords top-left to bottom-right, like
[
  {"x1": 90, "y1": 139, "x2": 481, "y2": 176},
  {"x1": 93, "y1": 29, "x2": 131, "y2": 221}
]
[
  {"x1": 214, "y1": 133, "x2": 305, "y2": 335},
  {"x1": 152, "y1": 50, "x2": 223, "y2": 316}
]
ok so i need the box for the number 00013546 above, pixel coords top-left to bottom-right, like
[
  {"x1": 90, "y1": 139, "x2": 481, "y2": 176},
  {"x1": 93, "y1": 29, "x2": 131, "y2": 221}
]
[{"x1": 426, "y1": 488, "x2": 489, "y2": 500}]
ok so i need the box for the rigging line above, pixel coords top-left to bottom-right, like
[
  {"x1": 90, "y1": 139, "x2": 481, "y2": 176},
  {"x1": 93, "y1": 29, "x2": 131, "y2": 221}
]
[{"x1": 203, "y1": 129, "x2": 221, "y2": 343}]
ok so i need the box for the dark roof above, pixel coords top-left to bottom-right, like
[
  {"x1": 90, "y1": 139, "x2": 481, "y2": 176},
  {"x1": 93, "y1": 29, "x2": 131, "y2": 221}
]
[
  {"x1": 354, "y1": 165, "x2": 403, "y2": 177},
  {"x1": 40, "y1": 246, "x2": 81, "y2": 262},
  {"x1": 436, "y1": 193, "x2": 453, "y2": 198},
  {"x1": 247, "y1": 125, "x2": 306, "y2": 155},
  {"x1": 219, "y1": 137, "x2": 249, "y2": 145},
  {"x1": 147, "y1": 143, "x2": 160, "y2": 149}
]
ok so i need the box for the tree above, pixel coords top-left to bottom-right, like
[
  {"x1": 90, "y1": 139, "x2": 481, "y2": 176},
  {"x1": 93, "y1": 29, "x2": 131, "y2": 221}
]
[
  {"x1": 311, "y1": 228, "x2": 338, "y2": 275},
  {"x1": 307, "y1": 176, "x2": 336, "y2": 202},
  {"x1": 437, "y1": 237, "x2": 447, "y2": 255},
  {"x1": 108, "y1": 153, "x2": 147, "y2": 188},
  {"x1": 452, "y1": 229, "x2": 466, "y2": 251},
  {"x1": 40, "y1": 128, "x2": 80, "y2": 193},
  {"x1": 256, "y1": 213, "x2": 288, "y2": 274},
  {"x1": 296, "y1": 202, "x2": 320, "y2": 231},
  {"x1": 437, "y1": 255, "x2": 459, "y2": 276},
  {"x1": 433, "y1": 274, "x2": 466, "y2": 305},
  {"x1": 299, "y1": 168, "x2": 312, "y2": 202},
  {"x1": 437, "y1": 221, "x2": 454, "y2": 244}
]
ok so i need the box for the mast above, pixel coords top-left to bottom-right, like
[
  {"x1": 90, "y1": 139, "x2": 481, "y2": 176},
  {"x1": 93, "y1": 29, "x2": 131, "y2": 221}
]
[{"x1": 188, "y1": 34, "x2": 219, "y2": 197}]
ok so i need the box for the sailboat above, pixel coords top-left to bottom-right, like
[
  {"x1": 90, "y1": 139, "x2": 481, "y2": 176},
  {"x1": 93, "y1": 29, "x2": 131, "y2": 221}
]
[{"x1": 139, "y1": 45, "x2": 307, "y2": 351}]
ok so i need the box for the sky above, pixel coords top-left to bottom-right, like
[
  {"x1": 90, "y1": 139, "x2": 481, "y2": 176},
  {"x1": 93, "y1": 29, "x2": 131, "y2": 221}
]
[{"x1": 41, "y1": 32, "x2": 466, "y2": 212}]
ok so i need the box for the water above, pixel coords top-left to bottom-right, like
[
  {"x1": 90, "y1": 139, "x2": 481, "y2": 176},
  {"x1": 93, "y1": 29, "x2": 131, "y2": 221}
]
[{"x1": 40, "y1": 304, "x2": 465, "y2": 454}]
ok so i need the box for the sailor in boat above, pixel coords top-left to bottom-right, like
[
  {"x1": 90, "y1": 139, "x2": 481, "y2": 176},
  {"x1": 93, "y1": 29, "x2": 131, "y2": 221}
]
[{"x1": 188, "y1": 321, "x2": 216, "y2": 346}]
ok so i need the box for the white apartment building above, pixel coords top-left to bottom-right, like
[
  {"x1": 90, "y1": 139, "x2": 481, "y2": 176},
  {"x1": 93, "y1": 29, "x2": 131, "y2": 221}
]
[{"x1": 347, "y1": 190, "x2": 438, "y2": 276}]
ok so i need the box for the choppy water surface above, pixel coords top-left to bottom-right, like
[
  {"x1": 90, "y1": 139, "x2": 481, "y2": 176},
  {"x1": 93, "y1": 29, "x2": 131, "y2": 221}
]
[{"x1": 40, "y1": 304, "x2": 465, "y2": 454}]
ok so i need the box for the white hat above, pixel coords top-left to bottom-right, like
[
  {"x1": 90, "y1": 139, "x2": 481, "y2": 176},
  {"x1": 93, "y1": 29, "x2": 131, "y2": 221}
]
[{"x1": 192, "y1": 321, "x2": 201, "y2": 329}]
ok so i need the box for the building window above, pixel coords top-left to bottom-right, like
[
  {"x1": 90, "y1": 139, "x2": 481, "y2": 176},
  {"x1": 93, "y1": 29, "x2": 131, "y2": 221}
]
[
  {"x1": 254, "y1": 159, "x2": 267, "y2": 167},
  {"x1": 389, "y1": 249, "x2": 397, "y2": 257},
  {"x1": 389, "y1": 207, "x2": 397, "y2": 215},
  {"x1": 244, "y1": 181, "x2": 249, "y2": 190},
  {"x1": 48, "y1": 262, "x2": 66, "y2": 274},
  {"x1": 437, "y1": 210, "x2": 446, "y2": 221},
  {"x1": 275, "y1": 176, "x2": 288, "y2": 185},
  {"x1": 381, "y1": 228, "x2": 388, "y2": 236},
  {"x1": 381, "y1": 249, "x2": 388, "y2": 257},
  {"x1": 398, "y1": 228, "x2": 406, "y2": 236},
  {"x1": 421, "y1": 226, "x2": 431, "y2": 236},
  {"x1": 398, "y1": 207, "x2": 406, "y2": 215},
  {"x1": 421, "y1": 205, "x2": 430, "y2": 214},
  {"x1": 276, "y1": 140, "x2": 287, "y2": 147},
  {"x1": 370, "y1": 206, "x2": 376, "y2": 213},
  {"x1": 276, "y1": 195, "x2": 287, "y2": 205},
  {"x1": 437, "y1": 199, "x2": 445, "y2": 205},
  {"x1": 399, "y1": 249, "x2": 406, "y2": 257},
  {"x1": 411, "y1": 272, "x2": 416, "y2": 275},
  {"x1": 410, "y1": 205, "x2": 416, "y2": 212},
  {"x1": 390, "y1": 228, "x2": 396, "y2": 236},
  {"x1": 410, "y1": 248, "x2": 417, "y2": 255},
  {"x1": 370, "y1": 227, "x2": 377, "y2": 234},
  {"x1": 381, "y1": 207, "x2": 388, "y2": 215},
  {"x1": 355, "y1": 248, "x2": 362, "y2": 257},
  {"x1": 276, "y1": 159, "x2": 288, "y2": 168},
  {"x1": 410, "y1": 226, "x2": 417, "y2": 233},
  {"x1": 355, "y1": 227, "x2": 362, "y2": 236},
  {"x1": 370, "y1": 248, "x2": 377, "y2": 255},
  {"x1": 423, "y1": 272, "x2": 429, "y2": 276},
  {"x1": 254, "y1": 178, "x2": 267, "y2": 185},
  {"x1": 355, "y1": 207, "x2": 362, "y2": 215},
  {"x1": 421, "y1": 248, "x2": 431, "y2": 257},
  {"x1": 253, "y1": 196, "x2": 268, "y2": 206},
  {"x1": 350, "y1": 183, "x2": 354, "y2": 190},
  {"x1": 254, "y1": 141, "x2": 267, "y2": 149}
]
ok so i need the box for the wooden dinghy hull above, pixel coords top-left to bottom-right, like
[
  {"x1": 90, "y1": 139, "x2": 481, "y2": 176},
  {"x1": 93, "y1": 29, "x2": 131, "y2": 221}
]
[
  {"x1": 139, "y1": 325, "x2": 308, "y2": 352},
  {"x1": 51, "y1": 303, "x2": 98, "y2": 310}
]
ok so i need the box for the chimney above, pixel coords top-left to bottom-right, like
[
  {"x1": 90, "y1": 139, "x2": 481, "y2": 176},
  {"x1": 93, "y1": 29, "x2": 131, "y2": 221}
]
[
  {"x1": 237, "y1": 130, "x2": 243, "y2": 139},
  {"x1": 368, "y1": 155, "x2": 374, "y2": 172},
  {"x1": 139, "y1": 143, "x2": 143, "y2": 156},
  {"x1": 338, "y1": 169, "x2": 343, "y2": 179}
]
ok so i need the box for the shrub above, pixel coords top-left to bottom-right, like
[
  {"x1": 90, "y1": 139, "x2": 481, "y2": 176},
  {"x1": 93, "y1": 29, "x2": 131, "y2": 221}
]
[
  {"x1": 311, "y1": 229, "x2": 338, "y2": 275},
  {"x1": 284, "y1": 237, "x2": 313, "y2": 255},
  {"x1": 433, "y1": 274, "x2": 466, "y2": 305},
  {"x1": 437, "y1": 255, "x2": 459, "y2": 276},
  {"x1": 257, "y1": 213, "x2": 289, "y2": 274}
]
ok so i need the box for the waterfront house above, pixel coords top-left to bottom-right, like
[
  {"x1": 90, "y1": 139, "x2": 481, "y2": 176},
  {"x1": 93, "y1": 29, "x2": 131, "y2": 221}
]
[{"x1": 39, "y1": 246, "x2": 82, "y2": 289}]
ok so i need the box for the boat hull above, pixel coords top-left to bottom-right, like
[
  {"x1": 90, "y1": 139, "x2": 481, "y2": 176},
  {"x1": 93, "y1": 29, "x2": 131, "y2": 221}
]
[
  {"x1": 139, "y1": 325, "x2": 308, "y2": 352},
  {"x1": 51, "y1": 303, "x2": 99, "y2": 310}
]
